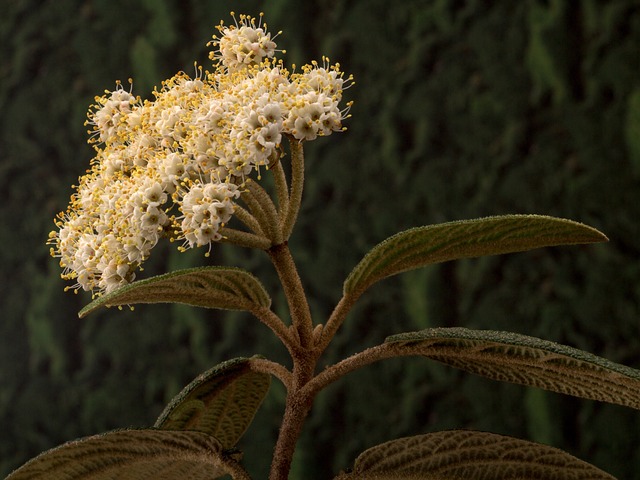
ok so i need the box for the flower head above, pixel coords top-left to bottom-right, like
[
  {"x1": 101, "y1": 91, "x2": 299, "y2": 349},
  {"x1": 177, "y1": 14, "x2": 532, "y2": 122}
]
[{"x1": 49, "y1": 12, "x2": 352, "y2": 295}]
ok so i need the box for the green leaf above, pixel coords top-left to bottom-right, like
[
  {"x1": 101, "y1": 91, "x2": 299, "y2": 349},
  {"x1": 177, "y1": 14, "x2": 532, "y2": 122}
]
[
  {"x1": 344, "y1": 215, "x2": 607, "y2": 296},
  {"x1": 386, "y1": 327, "x2": 640, "y2": 410},
  {"x1": 335, "y1": 430, "x2": 616, "y2": 479},
  {"x1": 155, "y1": 357, "x2": 271, "y2": 449},
  {"x1": 6, "y1": 429, "x2": 240, "y2": 480},
  {"x1": 79, "y1": 266, "x2": 271, "y2": 318}
]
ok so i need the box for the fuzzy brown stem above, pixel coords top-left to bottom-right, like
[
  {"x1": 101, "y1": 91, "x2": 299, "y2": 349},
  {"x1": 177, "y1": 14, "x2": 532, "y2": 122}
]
[
  {"x1": 248, "y1": 357, "x2": 293, "y2": 391},
  {"x1": 266, "y1": 241, "x2": 319, "y2": 479},
  {"x1": 241, "y1": 180, "x2": 281, "y2": 243},
  {"x1": 251, "y1": 305, "x2": 300, "y2": 360},
  {"x1": 281, "y1": 137, "x2": 304, "y2": 240},
  {"x1": 219, "y1": 227, "x2": 271, "y2": 250},
  {"x1": 220, "y1": 455, "x2": 253, "y2": 480},
  {"x1": 267, "y1": 242, "x2": 314, "y2": 351},
  {"x1": 302, "y1": 343, "x2": 406, "y2": 399},
  {"x1": 233, "y1": 204, "x2": 266, "y2": 236},
  {"x1": 270, "y1": 156, "x2": 290, "y2": 224},
  {"x1": 268, "y1": 388, "x2": 314, "y2": 480},
  {"x1": 316, "y1": 292, "x2": 359, "y2": 353}
]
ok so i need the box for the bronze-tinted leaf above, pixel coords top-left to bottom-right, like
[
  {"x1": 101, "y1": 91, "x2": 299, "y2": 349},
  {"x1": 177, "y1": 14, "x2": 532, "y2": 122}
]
[
  {"x1": 6, "y1": 429, "x2": 238, "y2": 480},
  {"x1": 386, "y1": 327, "x2": 640, "y2": 410},
  {"x1": 335, "y1": 430, "x2": 616, "y2": 479},
  {"x1": 155, "y1": 357, "x2": 271, "y2": 449}
]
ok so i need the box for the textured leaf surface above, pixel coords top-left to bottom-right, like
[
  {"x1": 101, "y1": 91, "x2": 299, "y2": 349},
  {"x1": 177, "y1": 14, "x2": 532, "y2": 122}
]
[
  {"x1": 386, "y1": 327, "x2": 640, "y2": 410},
  {"x1": 79, "y1": 266, "x2": 271, "y2": 317},
  {"x1": 155, "y1": 357, "x2": 271, "y2": 449},
  {"x1": 344, "y1": 215, "x2": 607, "y2": 296},
  {"x1": 335, "y1": 430, "x2": 616, "y2": 479},
  {"x1": 6, "y1": 429, "x2": 233, "y2": 480}
]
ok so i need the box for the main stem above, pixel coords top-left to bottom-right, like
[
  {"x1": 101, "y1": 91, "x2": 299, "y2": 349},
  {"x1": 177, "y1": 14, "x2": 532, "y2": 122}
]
[
  {"x1": 268, "y1": 382, "x2": 314, "y2": 480},
  {"x1": 267, "y1": 344, "x2": 407, "y2": 479},
  {"x1": 267, "y1": 141, "x2": 324, "y2": 479}
]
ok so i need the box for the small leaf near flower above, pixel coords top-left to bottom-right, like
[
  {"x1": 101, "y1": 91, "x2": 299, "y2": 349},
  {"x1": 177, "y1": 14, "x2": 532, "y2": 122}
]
[{"x1": 79, "y1": 266, "x2": 271, "y2": 318}]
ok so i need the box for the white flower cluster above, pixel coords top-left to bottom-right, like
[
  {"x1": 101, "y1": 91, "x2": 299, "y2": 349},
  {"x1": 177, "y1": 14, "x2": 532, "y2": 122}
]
[
  {"x1": 49, "y1": 13, "x2": 352, "y2": 295},
  {"x1": 212, "y1": 12, "x2": 278, "y2": 72},
  {"x1": 180, "y1": 182, "x2": 240, "y2": 248}
]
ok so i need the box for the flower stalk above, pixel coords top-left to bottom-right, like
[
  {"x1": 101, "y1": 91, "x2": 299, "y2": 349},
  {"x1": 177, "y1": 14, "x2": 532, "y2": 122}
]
[
  {"x1": 281, "y1": 137, "x2": 305, "y2": 240},
  {"x1": 267, "y1": 242, "x2": 314, "y2": 355}
]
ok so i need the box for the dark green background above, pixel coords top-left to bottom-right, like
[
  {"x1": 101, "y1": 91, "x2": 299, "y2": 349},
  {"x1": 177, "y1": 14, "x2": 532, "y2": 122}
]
[{"x1": 2, "y1": 1, "x2": 640, "y2": 478}]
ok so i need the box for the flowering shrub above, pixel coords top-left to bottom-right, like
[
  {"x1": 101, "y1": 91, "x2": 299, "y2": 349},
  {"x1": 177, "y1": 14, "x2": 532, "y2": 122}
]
[{"x1": 12, "y1": 12, "x2": 640, "y2": 480}]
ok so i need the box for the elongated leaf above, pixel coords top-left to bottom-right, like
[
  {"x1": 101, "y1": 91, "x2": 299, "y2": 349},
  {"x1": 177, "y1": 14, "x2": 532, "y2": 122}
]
[
  {"x1": 335, "y1": 430, "x2": 616, "y2": 479},
  {"x1": 79, "y1": 266, "x2": 271, "y2": 318},
  {"x1": 386, "y1": 327, "x2": 640, "y2": 410},
  {"x1": 6, "y1": 429, "x2": 240, "y2": 480},
  {"x1": 344, "y1": 215, "x2": 607, "y2": 296},
  {"x1": 155, "y1": 357, "x2": 271, "y2": 449}
]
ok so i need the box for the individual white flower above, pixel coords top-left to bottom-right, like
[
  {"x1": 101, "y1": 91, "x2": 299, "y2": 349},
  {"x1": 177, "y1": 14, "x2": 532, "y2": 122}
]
[
  {"x1": 259, "y1": 102, "x2": 283, "y2": 127},
  {"x1": 254, "y1": 122, "x2": 281, "y2": 150},
  {"x1": 158, "y1": 152, "x2": 191, "y2": 192},
  {"x1": 140, "y1": 206, "x2": 167, "y2": 233},
  {"x1": 318, "y1": 111, "x2": 343, "y2": 136},
  {"x1": 143, "y1": 182, "x2": 167, "y2": 207}
]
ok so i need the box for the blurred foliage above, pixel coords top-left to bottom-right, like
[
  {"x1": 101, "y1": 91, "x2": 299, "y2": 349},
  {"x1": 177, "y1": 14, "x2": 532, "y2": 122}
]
[{"x1": 1, "y1": 0, "x2": 640, "y2": 479}]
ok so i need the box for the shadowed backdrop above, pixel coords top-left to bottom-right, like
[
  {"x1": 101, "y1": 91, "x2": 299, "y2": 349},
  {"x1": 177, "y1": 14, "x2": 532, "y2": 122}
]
[{"x1": 1, "y1": 1, "x2": 640, "y2": 478}]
